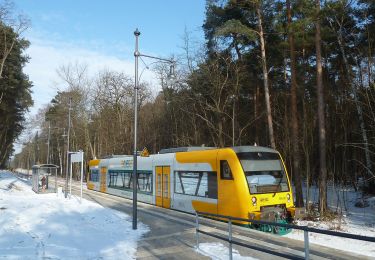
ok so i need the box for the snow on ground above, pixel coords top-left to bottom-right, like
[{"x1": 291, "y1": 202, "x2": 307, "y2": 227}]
[
  {"x1": 286, "y1": 184, "x2": 375, "y2": 257},
  {"x1": 0, "y1": 170, "x2": 149, "y2": 259},
  {"x1": 4, "y1": 168, "x2": 375, "y2": 259},
  {"x1": 197, "y1": 242, "x2": 258, "y2": 260}
]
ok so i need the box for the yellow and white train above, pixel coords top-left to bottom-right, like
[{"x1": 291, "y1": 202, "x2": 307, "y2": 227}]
[{"x1": 88, "y1": 146, "x2": 295, "y2": 228}]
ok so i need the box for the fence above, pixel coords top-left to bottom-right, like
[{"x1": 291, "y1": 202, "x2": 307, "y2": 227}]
[{"x1": 195, "y1": 211, "x2": 375, "y2": 260}]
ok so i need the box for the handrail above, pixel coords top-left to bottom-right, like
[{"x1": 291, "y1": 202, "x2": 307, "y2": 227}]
[
  {"x1": 196, "y1": 211, "x2": 375, "y2": 242},
  {"x1": 195, "y1": 211, "x2": 375, "y2": 260}
]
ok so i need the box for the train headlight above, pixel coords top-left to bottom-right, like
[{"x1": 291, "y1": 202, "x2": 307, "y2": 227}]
[
  {"x1": 287, "y1": 193, "x2": 291, "y2": 202},
  {"x1": 251, "y1": 196, "x2": 257, "y2": 206}
]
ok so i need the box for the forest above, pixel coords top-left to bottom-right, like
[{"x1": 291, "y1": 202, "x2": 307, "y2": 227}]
[
  {"x1": 0, "y1": 0, "x2": 32, "y2": 170},
  {"x1": 6, "y1": 0, "x2": 375, "y2": 215}
]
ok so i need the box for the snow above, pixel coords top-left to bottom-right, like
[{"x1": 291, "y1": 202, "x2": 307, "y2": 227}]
[
  {"x1": 197, "y1": 242, "x2": 258, "y2": 260},
  {"x1": 197, "y1": 183, "x2": 375, "y2": 258},
  {"x1": 286, "y1": 184, "x2": 375, "y2": 257},
  {"x1": 2, "y1": 168, "x2": 375, "y2": 259},
  {"x1": 0, "y1": 170, "x2": 149, "y2": 259}
]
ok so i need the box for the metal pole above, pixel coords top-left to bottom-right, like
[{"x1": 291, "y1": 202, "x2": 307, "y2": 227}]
[
  {"x1": 80, "y1": 151, "x2": 84, "y2": 203},
  {"x1": 195, "y1": 212, "x2": 199, "y2": 249},
  {"x1": 65, "y1": 97, "x2": 71, "y2": 198},
  {"x1": 55, "y1": 168, "x2": 57, "y2": 193},
  {"x1": 232, "y1": 99, "x2": 235, "y2": 147},
  {"x1": 47, "y1": 121, "x2": 50, "y2": 164},
  {"x1": 304, "y1": 230, "x2": 309, "y2": 260},
  {"x1": 69, "y1": 154, "x2": 72, "y2": 198},
  {"x1": 228, "y1": 219, "x2": 233, "y2": 260},
  {"x1": 133, "y1": 28, "x2": 140, "y2": 230}
]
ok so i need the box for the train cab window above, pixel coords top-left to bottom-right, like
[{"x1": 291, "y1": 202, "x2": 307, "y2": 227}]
[
  {"x1": 220, "y1": 160, "x2": 233, "y2": 180},
  {"x1": 237, "y1": 152, "x2": 289, "y2": 194},
  {"x1": 90, "y1": 169, "x2": 99, "y2": 182}
]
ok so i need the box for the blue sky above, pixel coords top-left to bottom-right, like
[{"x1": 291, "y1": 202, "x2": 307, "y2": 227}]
[{"x1": 13, "y1": 0, "x2": 206, "y2": 115}]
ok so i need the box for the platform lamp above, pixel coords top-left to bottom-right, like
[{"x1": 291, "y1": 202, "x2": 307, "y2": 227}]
[{"x1": 133, "y1": 28, "x2": 175, "y2": 230}]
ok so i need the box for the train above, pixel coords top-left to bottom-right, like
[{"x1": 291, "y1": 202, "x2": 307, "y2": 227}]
[{"x1": 87, "y1": 146, "x2": 295, "y2": 233}]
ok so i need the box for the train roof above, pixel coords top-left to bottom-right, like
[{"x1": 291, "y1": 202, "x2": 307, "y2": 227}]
[
  {"x1": 159, "y1": 147, "x2": 216, "y2": 154},
  {"x1": 230, "y1": 146, "x2": 277, "y2": 153},
  {"x1": 159, "y1": 146, "x2": 277, "y2": 154},
  {"x1": 101, "y1": 154, "x2": 132, "y2": 158},
  {"x1": 95, "y1": 146, "x2": 277, "y2": 160}
]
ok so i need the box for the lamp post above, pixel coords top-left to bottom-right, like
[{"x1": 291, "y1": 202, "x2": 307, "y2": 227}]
[
  {"x1": 133, "y1": 28, "x2": 175, "y2": 230},
  {"x1": 133, "y1": 29, "x2": 140, "y2": 230}
]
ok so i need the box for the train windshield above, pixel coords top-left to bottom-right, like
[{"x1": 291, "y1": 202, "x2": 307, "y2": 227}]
[{"x1": 237, "y1": 152, "x2": 289, "y2": 194}]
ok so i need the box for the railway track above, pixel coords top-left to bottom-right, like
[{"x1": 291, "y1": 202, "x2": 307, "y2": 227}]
[{"x1": 58, "y1": 179, "x2": 371, "y2": 260}]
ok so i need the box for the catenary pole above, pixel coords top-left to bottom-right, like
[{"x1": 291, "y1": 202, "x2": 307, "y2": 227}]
[
  {"x1": 47, "y1": 121, "x2": 50, "y2": 164},
  {"x1": 131, "y1": 28, "x2": 174, "y2": 229},
  {"x1": 133, "y1": 28, "x2": 140, "y2": 230}
]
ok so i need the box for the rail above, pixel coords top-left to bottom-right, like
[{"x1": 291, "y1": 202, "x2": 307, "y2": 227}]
[{"x1": 195, "y1": 211, "x2": 375, "y2": 260}]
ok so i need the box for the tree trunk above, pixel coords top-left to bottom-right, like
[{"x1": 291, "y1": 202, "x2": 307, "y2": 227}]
[
  {"x1": 315, "y1": 0, "x2": 328, "y2": 215},
  {"x1": 254, "y1": 84, "x2": 260, "y2": 145},
  {"x1": 256, "y1": 2, "x2": 276, "y2": 149},
  {"x1": 287, "y1": 0, "x2": 304, "y2": 207}
]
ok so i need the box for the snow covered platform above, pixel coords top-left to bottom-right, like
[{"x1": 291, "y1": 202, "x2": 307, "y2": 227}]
[{"x1": 0, "y1": 170, "x2": 148, "y2": 259}]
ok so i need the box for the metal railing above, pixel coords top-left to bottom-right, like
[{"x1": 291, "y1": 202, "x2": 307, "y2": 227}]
[
  {"x1": 14, "y1": 171, "x2": 32, "y2": 180},
  {"x1": 195, "y1": 211, "x2": 375, "y2": 260}
]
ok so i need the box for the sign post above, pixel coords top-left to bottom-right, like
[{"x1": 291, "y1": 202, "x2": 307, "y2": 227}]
[
  {"x1": 80, "y1": 152, "x2": 84, "y2": 201},
  {"x1": 69, "y1": 151, "x2": 84, "y2": 202}
]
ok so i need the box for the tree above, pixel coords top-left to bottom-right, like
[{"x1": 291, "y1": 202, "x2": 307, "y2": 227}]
[
  {"x1": 207, "y1": 0, "x2": 276, "y2": 148},
  {"x1": 255, "y1": 0, "x2": 276, "y2": 149},
  {"x1": 286, "y1": 0, "x2": 304, "y2": 208},
  {"x1": 0, "y1": 20, "x2": 32, "y2": 167},
  {"x1": 0, "y1": 0, "x2": 29, "y2": 79},
  {"x1": 315, "y1": 0, "x2": 328, "y2": 215},
  {"x1": 326, "y1": 0, "x2": 373, "y2": 190}
]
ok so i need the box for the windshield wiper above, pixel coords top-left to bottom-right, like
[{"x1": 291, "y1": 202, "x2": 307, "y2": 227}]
[{"x1": 273, "y1": 176, "x2": 283, "y2": 197}]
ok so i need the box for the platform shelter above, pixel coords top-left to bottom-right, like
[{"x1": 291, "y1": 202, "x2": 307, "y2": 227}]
[{"x1": 32, "y1": 164, "x2": 59, "y2": 193}]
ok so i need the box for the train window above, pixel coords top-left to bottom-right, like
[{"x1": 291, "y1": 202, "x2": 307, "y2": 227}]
[
  {"x1": 107, "y1": 170, "x2": 131, "y2": 189},
  {"x1": 156, "y1": 174, "x2": 161, "y2": 196},
  {"x1": 107, "y1": 170, "x2": 152, "y2": 193},
  {"x1": 90, "y1": 169, "x2": 99, "y2": 182},
  {"x1": 137, "y1": 172, "x2": 153, "y2": 193},
  {"x1": 174, "y1": 171, "x2": 217, "y2": 199},
  {"x1": 108, "y1": 171, "x2": 118, "y2": 186},
  {"x1": 220, "y1": 160, "x2": 233, "y2": 180}
]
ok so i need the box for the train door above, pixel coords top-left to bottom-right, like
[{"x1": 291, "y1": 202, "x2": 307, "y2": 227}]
[
  {"x1": 155, "y1": 166, "x2": 170, "y2": 208},
  {"x1": 100, "y1": 167, "x2": 107, "y2": 192}
]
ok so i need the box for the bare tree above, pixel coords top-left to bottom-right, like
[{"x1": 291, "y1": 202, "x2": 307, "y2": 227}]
[
  {"x1": 187, "y1": 55, "x2": 240, "y2": 147},
  {"x1": 0, "y1": 0, "x2": 30, "y2": 79},
  {"x1": 326, "y1": 1, "x2": 373, "y2": 185}
]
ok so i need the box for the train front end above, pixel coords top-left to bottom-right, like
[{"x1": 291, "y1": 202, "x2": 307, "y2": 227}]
[
  {"x1": 232, "y1": 147, "x2": 295, "y2": 233},
  {"x1": 87, "y1": 158, "x2": 100, "y2": 190}
]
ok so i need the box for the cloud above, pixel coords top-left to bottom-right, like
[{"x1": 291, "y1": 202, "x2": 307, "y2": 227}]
[{"x1": 23, "y1": 33, "x2": 159, "y2": 117}]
